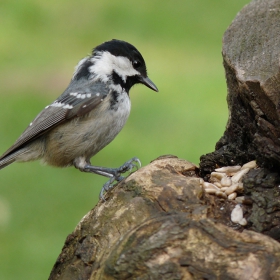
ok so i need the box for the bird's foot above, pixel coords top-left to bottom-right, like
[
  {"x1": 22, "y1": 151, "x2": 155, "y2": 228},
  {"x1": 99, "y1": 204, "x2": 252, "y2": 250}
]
[
  {"x1": 113, "y1": 157, "x2": 141, "y2": 179},
  {"x1": 80, "y1": 157, "x2": 141, "y2": 200},
  {"x1": 99, "y1": 157, "x2": 141, "y2": 200}
]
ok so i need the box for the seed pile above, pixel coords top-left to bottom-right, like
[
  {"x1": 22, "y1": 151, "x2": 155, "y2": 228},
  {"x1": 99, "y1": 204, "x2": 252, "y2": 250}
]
[{"x1": 200, "y1": 160, "x2": 257, "y2": 226}]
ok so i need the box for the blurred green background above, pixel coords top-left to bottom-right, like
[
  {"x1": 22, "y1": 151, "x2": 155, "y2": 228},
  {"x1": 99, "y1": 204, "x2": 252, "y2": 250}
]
[{"x1": 0, "y1": 0, "x2": 248, "y2": 279}]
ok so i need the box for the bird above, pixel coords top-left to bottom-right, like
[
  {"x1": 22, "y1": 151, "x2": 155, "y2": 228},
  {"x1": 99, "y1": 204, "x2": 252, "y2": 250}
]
[{"x1": 0, "y1": 39, "x2": 158, "y2": 199}]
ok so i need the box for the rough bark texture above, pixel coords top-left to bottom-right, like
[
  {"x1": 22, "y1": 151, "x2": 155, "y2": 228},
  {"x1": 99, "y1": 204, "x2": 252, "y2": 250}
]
[
  {"x1": 49, "y1": 1, "x2": 280, "y2": 279},
  {"x1": 200, "y1": 0, "x2": 280, "y2": 242},
  {"x1": 49, "y1": 156, "x2": 280, "y2": 280},
  {"x1": 200, "y1": 0, "x2": 280, "y2": 174}
]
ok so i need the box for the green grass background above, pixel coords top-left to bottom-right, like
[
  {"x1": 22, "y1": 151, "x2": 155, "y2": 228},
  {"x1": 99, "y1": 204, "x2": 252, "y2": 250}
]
[{"x1": 0, "y1": 0, "x2": 248, "y2": 279}]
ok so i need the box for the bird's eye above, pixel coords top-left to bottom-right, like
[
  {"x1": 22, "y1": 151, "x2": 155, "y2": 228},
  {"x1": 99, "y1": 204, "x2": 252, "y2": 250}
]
[{"x1": 133, "y1": 60, "x2": 141, "y2": 68}]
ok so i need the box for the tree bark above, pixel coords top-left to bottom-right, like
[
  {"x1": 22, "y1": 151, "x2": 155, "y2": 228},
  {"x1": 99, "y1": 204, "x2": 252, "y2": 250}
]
[
  {"x1": 49, "y1": 156, "x2": 280, "y2": 280},
  {"x1": 49, "y1": 0, "x2": 280, "y2": 279},
  {"x1": 200, "y1": 0, "x2": 280, "y2": 174},
  {"x1": 200, "y1": 0, "x2": 280, "y2": 241}
]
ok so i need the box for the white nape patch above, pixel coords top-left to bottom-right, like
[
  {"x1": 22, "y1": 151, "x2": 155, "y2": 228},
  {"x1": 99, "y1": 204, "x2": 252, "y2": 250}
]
[
  {"x1": 70, "y1": 92, "x2": 78, "y2": 96},
  {"x1": 63, "y1": 104, "x2": 73, "y2": 109},
  {"x1": 72, "y1": 57, "x2": 89, "y2": 79},
  {"x1": 90, "y1": 51, "x2": 139, "y2": 83}
]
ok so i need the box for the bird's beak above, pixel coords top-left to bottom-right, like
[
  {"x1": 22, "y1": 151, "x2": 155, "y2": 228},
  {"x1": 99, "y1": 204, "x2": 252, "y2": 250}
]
[{"x1": 139, "y1": 76, "x2": 158, "y2": 92}]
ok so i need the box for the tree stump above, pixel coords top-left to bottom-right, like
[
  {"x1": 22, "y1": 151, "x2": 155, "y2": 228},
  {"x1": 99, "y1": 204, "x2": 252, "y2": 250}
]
[
  {"x1": 49, "y1": 0, "x2": 280, "y2": 279},
  {"x1": 200, "y1": 0, "x2": 280, "y2": 174},
  {"x1": 200, "y1": 0, "x2": 280, "y2": 241}
]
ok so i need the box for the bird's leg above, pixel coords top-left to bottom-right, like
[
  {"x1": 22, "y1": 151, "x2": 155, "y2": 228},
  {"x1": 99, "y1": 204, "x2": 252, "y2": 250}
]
[{"x1": 75, "y1": 157, "x2": 141, "y2": 200}]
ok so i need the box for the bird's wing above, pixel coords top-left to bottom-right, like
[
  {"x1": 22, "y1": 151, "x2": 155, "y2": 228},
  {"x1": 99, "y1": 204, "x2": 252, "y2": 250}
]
[{"x1": 0, "y1": 85, "x2": 109, "y2": 159}]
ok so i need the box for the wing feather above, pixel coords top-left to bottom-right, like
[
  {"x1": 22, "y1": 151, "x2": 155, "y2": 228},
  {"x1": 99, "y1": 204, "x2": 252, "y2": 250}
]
[{"x1": 0, "y1": 87, "x2": 108, "y2": 159}]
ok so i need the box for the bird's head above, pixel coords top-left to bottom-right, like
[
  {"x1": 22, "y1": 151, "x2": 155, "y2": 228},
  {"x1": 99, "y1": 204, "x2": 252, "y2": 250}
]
[{"x1": 73, "y1": 39, "x2": 158, "y2": 93}]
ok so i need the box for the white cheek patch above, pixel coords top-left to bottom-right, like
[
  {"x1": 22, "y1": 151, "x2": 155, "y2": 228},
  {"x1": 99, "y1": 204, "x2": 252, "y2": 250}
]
[
  {"x1": 89, "y1": 51, "x2": 140, "y2": 83},
  {"x1": 113, "y1": 56, "x2": 140, "y2": 81}
]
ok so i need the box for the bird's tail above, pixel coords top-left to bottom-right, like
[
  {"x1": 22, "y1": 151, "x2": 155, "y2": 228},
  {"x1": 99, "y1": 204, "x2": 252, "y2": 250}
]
[
  {"x1": 0, "y1": 154, "x2": 17, "y2": 170},
  {"x1": 0, "y1": 149, "x2": 25, "y2": 170}
]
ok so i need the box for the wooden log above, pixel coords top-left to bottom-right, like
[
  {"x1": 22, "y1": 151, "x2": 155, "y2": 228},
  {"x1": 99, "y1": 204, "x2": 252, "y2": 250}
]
[{"x1": 49, "y1": 157, "x2": 280, "y2": 279}]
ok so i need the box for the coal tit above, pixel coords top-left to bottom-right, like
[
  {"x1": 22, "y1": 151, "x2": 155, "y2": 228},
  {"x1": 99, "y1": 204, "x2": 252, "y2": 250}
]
[{"x1": 0, "y1": 39, "x2": 158, "y2": 199}]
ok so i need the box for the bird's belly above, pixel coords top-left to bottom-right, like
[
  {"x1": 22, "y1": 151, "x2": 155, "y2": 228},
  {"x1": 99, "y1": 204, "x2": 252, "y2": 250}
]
[{"x1": 43, "y1": 96, "x2": 131, "y2": 167}]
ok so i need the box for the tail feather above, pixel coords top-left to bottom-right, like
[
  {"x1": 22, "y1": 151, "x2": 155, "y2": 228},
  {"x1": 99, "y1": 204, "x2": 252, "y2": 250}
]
[
  {"x1": 0, "y1": 155, "x2": 16, "y2": 170},
  {"x1": 0, "y1": 149, "x2": 26, "y2": 170}
]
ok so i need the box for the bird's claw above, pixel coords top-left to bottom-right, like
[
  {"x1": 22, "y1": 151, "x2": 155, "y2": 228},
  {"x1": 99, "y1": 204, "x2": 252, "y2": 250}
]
[
  {"x1": 99, "y1": 157, "x2": 141, "y2": 201},
  {"x1": 99, "y1": 177, "x2": 115, "y2": 201},
  {"x1": 116, "y1": 157, "x2": 141, "y2": 175}
]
